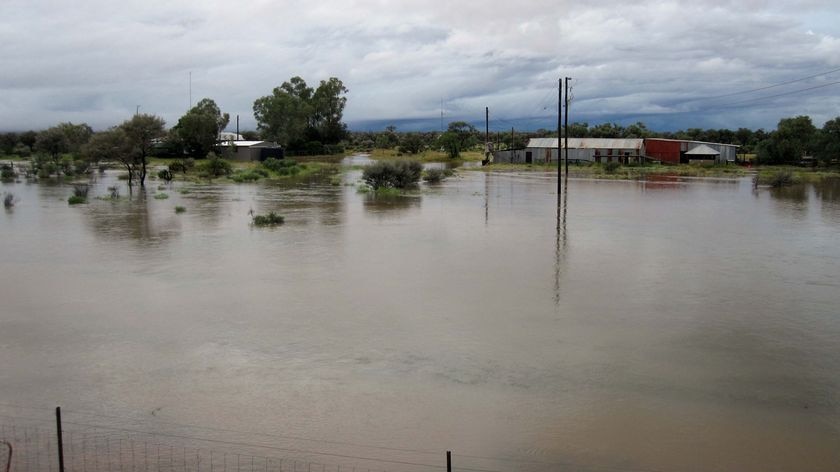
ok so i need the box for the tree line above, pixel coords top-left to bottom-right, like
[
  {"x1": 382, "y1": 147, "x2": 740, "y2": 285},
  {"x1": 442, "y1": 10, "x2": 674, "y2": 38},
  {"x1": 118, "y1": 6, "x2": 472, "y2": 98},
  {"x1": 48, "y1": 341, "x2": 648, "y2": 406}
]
[
  {"x1": 0, "y1": 76, "x2": 350, "y2": 187},
  {"x1": 345, "y1": 115, "x2": 840, "y2": 164}
]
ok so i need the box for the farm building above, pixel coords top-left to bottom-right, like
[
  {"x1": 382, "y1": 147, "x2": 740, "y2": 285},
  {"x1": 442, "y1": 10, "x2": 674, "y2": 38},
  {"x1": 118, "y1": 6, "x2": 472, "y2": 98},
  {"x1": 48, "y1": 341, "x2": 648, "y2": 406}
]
[
  {"x1": 644, "y1": 138, "x2": 739, "y2": 164},
  {"x1": 220, "y1": 141, "x2": 284, "y2": 161},
  {"x1": 493, "y1": 138, "x2": 644, "y2": 164},
  {"x1": 492, "y1": 137, "x2": 739, "y2": 165}
]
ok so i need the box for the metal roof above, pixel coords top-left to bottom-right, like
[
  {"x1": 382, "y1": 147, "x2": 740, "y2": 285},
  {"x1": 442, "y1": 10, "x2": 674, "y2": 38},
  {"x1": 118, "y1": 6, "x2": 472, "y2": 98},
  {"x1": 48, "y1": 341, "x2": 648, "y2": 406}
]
[
  {"x1": 684, "y1": 144, "x2": 720, "y2": 155},
  {"x1": 527, "y1": 138, "x2": 643, "y2": 149},
  {"x1": 221, "y1": 140, "x2": 279, "y2": 147},
  {"x1": 645, "y1": 138, "x2": 739, "y2": 148}
]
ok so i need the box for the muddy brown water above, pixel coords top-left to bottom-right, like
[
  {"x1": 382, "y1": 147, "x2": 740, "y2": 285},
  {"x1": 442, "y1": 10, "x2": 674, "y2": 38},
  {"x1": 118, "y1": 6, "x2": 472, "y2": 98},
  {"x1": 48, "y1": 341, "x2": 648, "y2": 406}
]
[{"x1": 1, "y1": 165, "x2": 839, "y2": 472}]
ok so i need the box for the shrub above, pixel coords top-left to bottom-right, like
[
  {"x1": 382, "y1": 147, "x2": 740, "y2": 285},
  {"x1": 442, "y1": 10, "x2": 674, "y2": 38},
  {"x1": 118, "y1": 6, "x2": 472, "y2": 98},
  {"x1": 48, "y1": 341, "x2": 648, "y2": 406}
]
[
  {"x1": 107, "y1": 186, "x2": 120, "y2": 199},
  {"x1": 169, "y1": 158, "x2": 194, "y2": 174},
  {"x1": 154, "y1": 193, "x2": 169, "y2": 199},
  {"x1": 769, "y1": 171, "x2": 795, "y2": 188},
  {"x1": 252, "y1": 212, "x2": 285, "y2": 226},
  {"x1": 230, "y1": 169, "x2": 264, "y2": 182},
  {"x1": 262, "y1": 158, "x2": 297, "y2": 173},
  {"x1": 175, "y1": 206, "x2": 186, "y2": 213},
  {"x1": 363, "y1": 160, "x2": 423, "y2": 189},
  {"x1": 199, "y1": 154, "x2": 232, "y2": 177},
  {"x1": 72, "y1": 184, "x2": 89, "y2": 199},
  {"x1": 603, "y1": 161, "x2": 621, "y2": 173},
  {"x1": 423, "y1": 168, "x2": 452, "y2": 184},
  {"x1": 68, "y1": 195, "x2": 86, "y2": 205},
  {"x1": 158, "y1": 169, "x2": 173, "y2": 182},
  {"x1": 1, "y1": 163, "x2": 16, "y2": 180},
  {"x1": 3, "y1": 192, "x2": 15, "y2": 208}
]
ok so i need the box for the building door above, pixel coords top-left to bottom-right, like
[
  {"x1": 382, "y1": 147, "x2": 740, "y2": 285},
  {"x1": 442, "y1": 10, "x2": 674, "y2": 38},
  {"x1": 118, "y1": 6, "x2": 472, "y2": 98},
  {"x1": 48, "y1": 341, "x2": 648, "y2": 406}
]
[{"x1": 525, "y1": 151, "x2": 532, "y2": 164}]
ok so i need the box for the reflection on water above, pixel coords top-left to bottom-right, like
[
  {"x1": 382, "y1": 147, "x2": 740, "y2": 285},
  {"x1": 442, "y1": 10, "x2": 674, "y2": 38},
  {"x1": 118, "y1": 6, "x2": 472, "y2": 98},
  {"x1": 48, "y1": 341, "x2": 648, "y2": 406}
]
[{"x1": 2, "y1": 169, "x2": 840, "y2": 472}]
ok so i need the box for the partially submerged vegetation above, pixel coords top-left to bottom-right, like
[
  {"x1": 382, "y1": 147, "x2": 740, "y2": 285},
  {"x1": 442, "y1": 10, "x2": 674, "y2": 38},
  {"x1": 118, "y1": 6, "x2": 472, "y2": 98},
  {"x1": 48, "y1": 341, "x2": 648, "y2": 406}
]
[
  {"x1": 362, "y1": 160, "x2": 423, "y2": 190},
  {"x1": 68, "y1": 184, "x2": 89, "y2": 204},
  {"x1": 251, "y1": 212, "x2": 285, "y2": 226}
]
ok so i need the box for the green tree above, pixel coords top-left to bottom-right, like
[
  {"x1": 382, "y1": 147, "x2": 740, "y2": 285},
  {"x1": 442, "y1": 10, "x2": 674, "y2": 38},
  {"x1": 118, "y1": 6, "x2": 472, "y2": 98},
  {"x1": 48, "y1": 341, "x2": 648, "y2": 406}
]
[
  {"x1": 815, "y1": 117, "x2": 840, "y2": 163},
  {"x1": 253, "y1": 76, "x2": 349, "y2": 149},
  {"x1": 399, "y1": 134, "x2": 424, "y2": 154},
  {"x1": 34, "y1": 126, "x2": 70, "y2": 168},
  {"x1": 253, "y1": 76, "x2": 314, "y2": 148},
  {"x1": 758, "y1": 116, "x2": 817, "y2": 164},
  {"x1": 311, "y1": 77, "x2": 349, "y2": 143},
  {"x1": 83, "y1": 128, "x2": 134, "y2": 183},
  {"x1": 120, "y1": 114, "x2": 166, "y2": 187},
  {"x1": 56, "y1": 122, "x2": 93, "y2": 155},
  {"x1": 174, "y1": 98, "x2": 230, "y2": 158},
  {"x1": 438, "y1": 121, "x2": 477, "y2": 158}
]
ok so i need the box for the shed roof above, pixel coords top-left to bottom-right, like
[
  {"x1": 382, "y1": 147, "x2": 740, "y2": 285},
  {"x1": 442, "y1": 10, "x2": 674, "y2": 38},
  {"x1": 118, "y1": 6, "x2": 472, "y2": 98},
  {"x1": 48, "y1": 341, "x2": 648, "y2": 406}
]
[
  {"x1": 685, "y1": 144, "x2": 720, "y2": 155},
  {"x1": 221, "y1": 140, "x2": 280, "y2": 148},
  {"x1": 527, "y1": 138, "x2": 643, "y2": 150}
]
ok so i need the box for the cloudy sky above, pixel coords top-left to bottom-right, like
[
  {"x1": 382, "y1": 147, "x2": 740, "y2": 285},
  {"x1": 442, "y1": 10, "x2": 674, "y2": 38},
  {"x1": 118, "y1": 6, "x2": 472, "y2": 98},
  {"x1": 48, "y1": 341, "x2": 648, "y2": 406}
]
[{"x1": 1, "y1": 0, "x2": 839, "y2": 133}]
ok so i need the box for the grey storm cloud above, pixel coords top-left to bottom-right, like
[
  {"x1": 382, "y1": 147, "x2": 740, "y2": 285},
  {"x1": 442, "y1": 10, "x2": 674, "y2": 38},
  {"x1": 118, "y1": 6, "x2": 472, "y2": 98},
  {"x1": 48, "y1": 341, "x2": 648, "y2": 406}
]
[{"x1": 0, "y1": 0, "x2": 839, "y2": 132}]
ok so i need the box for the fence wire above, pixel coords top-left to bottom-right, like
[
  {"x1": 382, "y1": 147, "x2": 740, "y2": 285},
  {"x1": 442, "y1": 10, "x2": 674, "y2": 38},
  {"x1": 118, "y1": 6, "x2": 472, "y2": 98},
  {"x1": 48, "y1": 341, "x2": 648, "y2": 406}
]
[{"x1": 0, "y1": 423, "x2": 396, "y2": 472}]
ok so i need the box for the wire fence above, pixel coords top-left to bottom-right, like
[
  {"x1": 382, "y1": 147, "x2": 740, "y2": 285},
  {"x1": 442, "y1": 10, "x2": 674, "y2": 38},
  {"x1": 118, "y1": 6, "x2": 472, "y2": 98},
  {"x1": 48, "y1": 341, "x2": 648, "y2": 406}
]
[
  {"x1": 0, "y1": 405, "x2": 673, "y2": 472},
  {"x1": 0, "y1": 420, "x2": 409, "y2": 472}
]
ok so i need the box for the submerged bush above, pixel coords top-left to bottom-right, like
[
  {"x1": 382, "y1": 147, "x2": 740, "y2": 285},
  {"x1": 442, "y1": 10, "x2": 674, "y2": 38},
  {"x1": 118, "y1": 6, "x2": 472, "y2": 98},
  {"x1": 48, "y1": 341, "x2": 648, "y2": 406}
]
[
  {"x1": 363, "y1": 160, "x2": 422, "y2": 189},
  {"x1": 1, "y1": 164, "x2": 16, "y2": 181},
  {"x1": 158, "y1": 168, "x2": 173, "y2": 182},
  {"x1": 262, "y1": 158, "x2": 297, "y2": 173},
  {"x1": 3, "y1": 192, "x2": 15, "y2": 208},
  {"x1": 769, "y1": 171, "x2": 795, "y2": 188},
  {"x1": 252, "y1": 212, "x2": 285, "y2": 226},
  {"x1": 154, "y1": 192, "x2": 169, "y2": 199},
  {"x1": 72, "y1": 184, "x2": 89, "y2": 199},
  {"x1": 68, "y1": 195, "x2": 86, "y2": 205},
  {"x1": 175, "y1": 206, "x2": 186, "y2": 213},
  {"x1": 423, "y1": 168, "x2": 454, "y2": 184},
  {"x1": 230, "y1": 168, "x2": 268, "y2": 182}
]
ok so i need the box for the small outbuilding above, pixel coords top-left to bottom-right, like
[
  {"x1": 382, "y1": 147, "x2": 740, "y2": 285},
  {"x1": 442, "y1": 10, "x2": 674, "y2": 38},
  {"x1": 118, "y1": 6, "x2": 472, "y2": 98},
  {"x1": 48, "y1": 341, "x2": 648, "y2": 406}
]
[
  {"x1": 644, "y1": 138, "x2": 738, "y2": 164},
  {"x1": 220, "y1": 141, "x2": 284, "y2": 162}
]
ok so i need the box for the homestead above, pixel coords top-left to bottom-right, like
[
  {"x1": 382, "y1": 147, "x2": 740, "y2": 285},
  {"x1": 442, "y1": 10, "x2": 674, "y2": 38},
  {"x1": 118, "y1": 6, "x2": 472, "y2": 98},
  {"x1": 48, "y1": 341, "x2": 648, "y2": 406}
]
[{"x1": 493, "y1": 138, "x2": 739, "y2": 164}]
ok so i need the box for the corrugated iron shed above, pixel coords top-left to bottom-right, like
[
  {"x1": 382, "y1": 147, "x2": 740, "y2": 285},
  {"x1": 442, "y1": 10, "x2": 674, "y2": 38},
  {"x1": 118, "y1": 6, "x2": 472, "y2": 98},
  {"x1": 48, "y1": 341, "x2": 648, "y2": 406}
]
[
  {"x1": 527, "y1": 138, "x2": 643, "y2": 149},
  {"x1": 685, "y1": 144, "x2": 720, "y2": 155}
]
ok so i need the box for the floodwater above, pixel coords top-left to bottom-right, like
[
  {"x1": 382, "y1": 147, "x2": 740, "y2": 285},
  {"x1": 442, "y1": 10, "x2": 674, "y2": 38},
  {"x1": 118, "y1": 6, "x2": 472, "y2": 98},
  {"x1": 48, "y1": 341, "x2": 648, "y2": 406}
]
[{"x1": 2, "y1": 163, "x2": 840, "y2": 472}]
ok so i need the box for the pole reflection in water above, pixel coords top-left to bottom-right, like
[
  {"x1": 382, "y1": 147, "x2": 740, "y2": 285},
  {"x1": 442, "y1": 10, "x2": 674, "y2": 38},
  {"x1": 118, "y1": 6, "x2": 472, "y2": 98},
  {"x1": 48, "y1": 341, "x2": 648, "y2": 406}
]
[{"x1": 554, "y1": 186, "x2": 568, "y2": 306}]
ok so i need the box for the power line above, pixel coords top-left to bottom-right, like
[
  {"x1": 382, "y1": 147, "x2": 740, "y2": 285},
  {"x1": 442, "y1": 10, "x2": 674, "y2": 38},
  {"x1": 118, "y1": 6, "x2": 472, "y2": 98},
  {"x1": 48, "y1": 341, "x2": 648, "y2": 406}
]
[
  {"x1": 720, "y1": 80, "x2": 840, "y2": 107},
  {"x1": 691, "y1": 66, "x2": 840, "y2": 101}
]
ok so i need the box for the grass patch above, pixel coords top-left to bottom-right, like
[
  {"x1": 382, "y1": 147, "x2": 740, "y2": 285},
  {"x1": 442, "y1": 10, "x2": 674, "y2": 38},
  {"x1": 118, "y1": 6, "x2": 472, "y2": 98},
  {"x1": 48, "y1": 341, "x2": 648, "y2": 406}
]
[
  {"x1": 175, "y1": 206, "x2": 186, "y2": 213},
  {"x1": 68, "y1": 195, "x2": 86, "y2": 205},
  {"x1": 154, "y1": 193, "x2": 169, "y2": 199},
  {"x1": 252, "y1": 212, "x2": 285, "y2": 226}
]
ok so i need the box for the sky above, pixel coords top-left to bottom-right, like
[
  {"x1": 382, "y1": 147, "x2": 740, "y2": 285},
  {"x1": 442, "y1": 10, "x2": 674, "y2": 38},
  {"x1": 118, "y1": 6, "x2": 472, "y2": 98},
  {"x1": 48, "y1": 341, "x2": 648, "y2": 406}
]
[{"x1": 1, "y1": 0, "x2": 839, "y2": 133}]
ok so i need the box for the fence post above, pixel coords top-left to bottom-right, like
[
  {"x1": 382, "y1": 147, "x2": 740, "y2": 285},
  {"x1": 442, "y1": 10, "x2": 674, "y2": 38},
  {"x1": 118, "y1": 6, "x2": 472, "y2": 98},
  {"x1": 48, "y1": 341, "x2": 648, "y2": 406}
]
[
  {"x1": 55, "y1": 407, "x2": 65, "y2": 472},
  {"x1": 446, "y1": 451, "x2": 451, "y2": 472}
]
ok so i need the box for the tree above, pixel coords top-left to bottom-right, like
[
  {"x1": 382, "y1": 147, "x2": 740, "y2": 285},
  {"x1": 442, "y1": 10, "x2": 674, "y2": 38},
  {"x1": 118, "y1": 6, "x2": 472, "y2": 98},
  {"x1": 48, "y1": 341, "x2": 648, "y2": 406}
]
[
  {"x1": 399, "y1": 134, "x2": 424, "y2": 154},
  {"x1": 34, "y1": 126, "x2": 70, "y2": 168},
  {"x1": 120, "y1": 114, "x2": 166, "y2": 187},
  {"x1": 437, "y1": 121, "x2": 477, "y2": 158},
  {"x1": 174, "y1": 98, "x2": 230, "y2": 158},
  {"x1": 815, "y1": 117, "x2": 840, "y2": 163},
  {"x1": 253, "y1": 76, "x2": 348, "y2": 149},
  {"x1": 253, "y1": 76, "x2": 314, "y2": 147},
  {"x1": 56, "y1": 122, "x2": 93, "y2": 155},
  {"x1": 83, "y1": 128, "x2": 134, "y2": 183},
  {"x1": 311, "y1": 77, "x2": 349, "y2": 143},
  {"x1": 758, "y1": 116, "x2": 817, "y2": 164}
]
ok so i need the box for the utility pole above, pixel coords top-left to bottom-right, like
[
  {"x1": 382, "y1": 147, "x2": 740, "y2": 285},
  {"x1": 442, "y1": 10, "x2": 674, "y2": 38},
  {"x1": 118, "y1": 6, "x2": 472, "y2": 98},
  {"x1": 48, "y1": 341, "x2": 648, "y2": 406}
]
[
  {"x1": 236, "y1": 115, "x2": 240, "y2": 140},
  {"x1": 440, "y1": 99, "x2": 444, "y2": 131},
  {"x1": 565, "y1": 77, "x2": 571, "y2": 177},
  {"x1": 485, "y1": 107, "x2": 489, "y2": 144},
  {"x1": 511, "y1": 127, "x2": 515, "y2": 151},
  {"x1": 557, "y1": 78, "x2": 562, "y2": 204},
  {"x1": 135, "y1": 105, "x2": 140, "y2": 116},
  {"x1": 189, "y1": 71, "x2": 192, "y2": 110}
]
